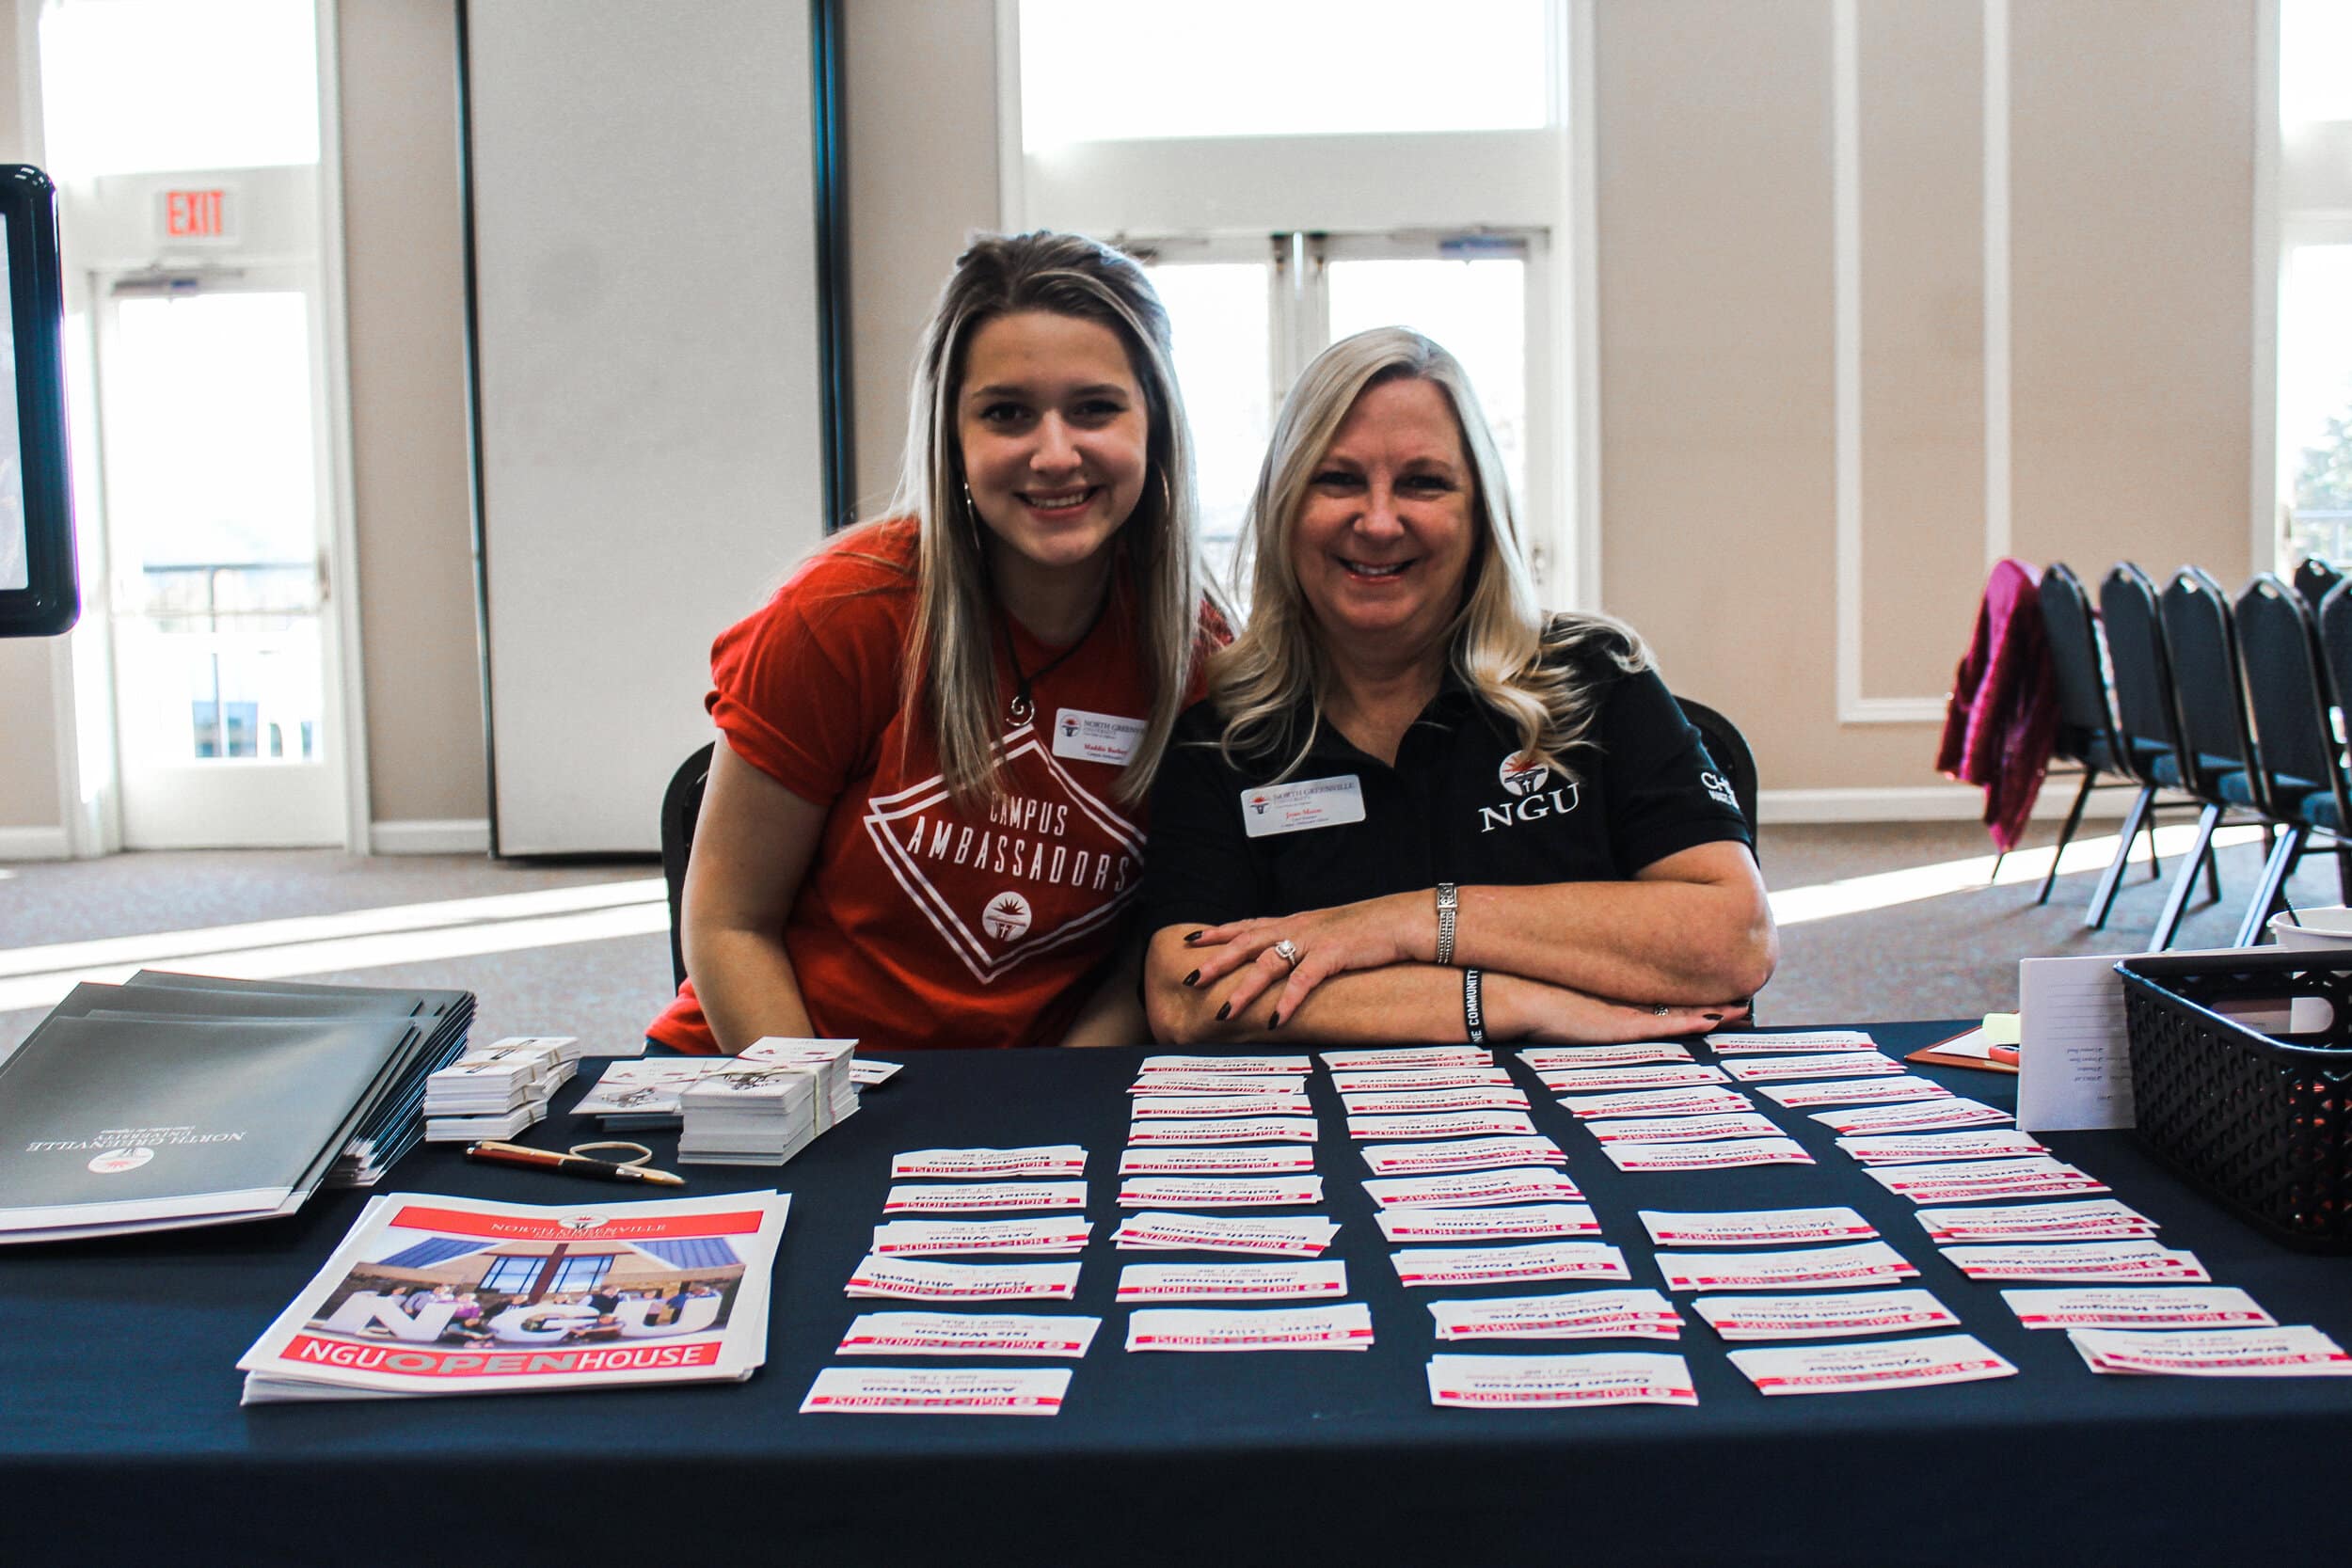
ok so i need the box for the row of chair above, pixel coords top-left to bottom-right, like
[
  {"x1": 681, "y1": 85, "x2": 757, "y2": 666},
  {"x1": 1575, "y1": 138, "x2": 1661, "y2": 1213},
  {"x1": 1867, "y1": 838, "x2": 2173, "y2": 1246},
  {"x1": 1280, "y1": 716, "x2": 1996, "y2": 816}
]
[{"x1": 2037, "y1": 558, "x2": 2352, "y2": 950}]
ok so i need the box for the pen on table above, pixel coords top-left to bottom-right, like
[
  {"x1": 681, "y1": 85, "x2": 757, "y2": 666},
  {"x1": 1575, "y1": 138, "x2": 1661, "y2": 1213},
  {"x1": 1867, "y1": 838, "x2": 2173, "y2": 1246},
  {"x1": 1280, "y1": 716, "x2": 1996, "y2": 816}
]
[{"x1": 465, "y1": 1140, "x2": 685, "y2": 1187}]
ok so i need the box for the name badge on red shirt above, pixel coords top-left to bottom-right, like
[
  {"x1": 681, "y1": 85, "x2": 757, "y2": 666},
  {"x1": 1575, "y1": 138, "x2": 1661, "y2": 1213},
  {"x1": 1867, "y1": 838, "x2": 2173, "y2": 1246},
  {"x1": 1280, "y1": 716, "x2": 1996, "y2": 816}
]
[{"x1": 1052, "y1": 708, "x2": 1146, "y2": 767}]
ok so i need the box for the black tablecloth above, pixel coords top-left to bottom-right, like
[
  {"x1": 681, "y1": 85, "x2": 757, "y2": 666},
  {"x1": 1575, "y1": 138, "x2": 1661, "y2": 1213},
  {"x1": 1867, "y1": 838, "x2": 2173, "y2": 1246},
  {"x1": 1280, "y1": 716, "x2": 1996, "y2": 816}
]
[{"x1": 4, "y1": 1022, "x2": 2349, "y2": 1566}]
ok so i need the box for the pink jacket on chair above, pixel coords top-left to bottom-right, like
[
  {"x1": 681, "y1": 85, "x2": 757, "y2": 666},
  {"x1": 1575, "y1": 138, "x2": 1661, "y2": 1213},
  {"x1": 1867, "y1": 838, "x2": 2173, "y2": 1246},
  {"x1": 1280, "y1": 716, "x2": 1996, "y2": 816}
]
[{"x1": 1937, "y1": 558, "x2": 2060, "y2": 852}]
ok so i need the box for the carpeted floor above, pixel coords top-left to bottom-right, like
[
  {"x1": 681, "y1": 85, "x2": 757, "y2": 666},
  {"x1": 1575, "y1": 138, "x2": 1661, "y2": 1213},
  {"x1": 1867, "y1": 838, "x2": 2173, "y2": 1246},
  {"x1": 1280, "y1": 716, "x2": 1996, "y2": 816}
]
[{"x1": 0, "y1": 814, "x2": 2334, "y2": 1058}]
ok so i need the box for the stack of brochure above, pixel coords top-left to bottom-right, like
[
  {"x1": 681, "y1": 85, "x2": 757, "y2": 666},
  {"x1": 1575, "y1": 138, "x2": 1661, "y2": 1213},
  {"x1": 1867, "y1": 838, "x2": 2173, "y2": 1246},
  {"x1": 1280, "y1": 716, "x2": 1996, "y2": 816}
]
[
  {"x1": 0, "y1": 971, "x2": 473, "y2": 1241},
  {"x1": 740, "y1": 1037, "x2": 858, "y2": 1129},
  {"x1": 678, "y1": 1063, "x2": 818, "y2": 1166},
  {"x1": 236, "y1": 1189, "x2": 789, "y2": 1402},
  {"x1": 422, "y1": 1037, "x2": 578, "y2": 1142}
]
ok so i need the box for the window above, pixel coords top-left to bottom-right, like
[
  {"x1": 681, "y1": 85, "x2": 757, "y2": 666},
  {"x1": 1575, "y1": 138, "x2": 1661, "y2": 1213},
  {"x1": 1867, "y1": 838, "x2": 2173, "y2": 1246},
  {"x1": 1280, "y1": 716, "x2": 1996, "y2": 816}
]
[{"x1": 2277, "y1": 2, "x2": 2352, "y2": 565}]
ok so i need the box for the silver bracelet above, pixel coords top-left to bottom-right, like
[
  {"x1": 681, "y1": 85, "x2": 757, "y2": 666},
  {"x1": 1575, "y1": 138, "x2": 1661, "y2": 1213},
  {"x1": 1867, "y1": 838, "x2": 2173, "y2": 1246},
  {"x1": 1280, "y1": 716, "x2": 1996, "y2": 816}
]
[
  {"x1": 1435, "y1": 881, "x2": 1458, "y2": 966},
  {"x1": 1463, "y1": 967, "x2": 1486, "y2": 1044}
]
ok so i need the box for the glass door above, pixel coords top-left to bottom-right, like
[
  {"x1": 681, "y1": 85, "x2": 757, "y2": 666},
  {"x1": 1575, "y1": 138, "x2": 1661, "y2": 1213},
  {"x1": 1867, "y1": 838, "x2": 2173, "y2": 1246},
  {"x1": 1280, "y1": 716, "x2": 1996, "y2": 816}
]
[{"x1": 98, "y1": 275, "x2": 341, "y2": 847}]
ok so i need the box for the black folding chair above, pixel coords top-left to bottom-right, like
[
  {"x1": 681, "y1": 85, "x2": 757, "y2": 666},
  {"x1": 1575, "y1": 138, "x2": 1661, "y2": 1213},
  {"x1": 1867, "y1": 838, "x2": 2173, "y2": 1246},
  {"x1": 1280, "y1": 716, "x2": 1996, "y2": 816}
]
[
  {"x1": 660, "y1": 741, "x2": 718, "y2": 990},
  {"x1": 2035, "y1": 563, "x2": 2151, "y2": 911},
  {"x1": 2231, "y1": 576, "x2": 2352, "y2": 945},
  {"x1": 2090, "y1": 563, "x2": 2202, "y2": 929},
  {"x1": 2152, "y1": 567, "x2": 2269, "y2": 948},
  {"x1": 2294, "y1": 555, "x2": 2343, "y2": 614}
]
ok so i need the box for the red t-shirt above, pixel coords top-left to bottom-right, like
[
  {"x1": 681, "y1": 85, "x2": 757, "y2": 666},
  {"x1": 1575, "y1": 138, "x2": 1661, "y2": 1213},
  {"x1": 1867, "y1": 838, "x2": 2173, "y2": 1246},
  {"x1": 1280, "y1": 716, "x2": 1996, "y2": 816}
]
[{"x1": 648, "y1": 518, "x2": 1202, "y2": 1053}]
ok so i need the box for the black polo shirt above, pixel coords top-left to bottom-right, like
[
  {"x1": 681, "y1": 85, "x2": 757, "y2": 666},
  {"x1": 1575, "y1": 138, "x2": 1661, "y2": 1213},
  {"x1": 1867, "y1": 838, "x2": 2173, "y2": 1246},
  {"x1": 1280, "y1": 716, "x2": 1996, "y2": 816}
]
[{"x1": 1139, "y1": 658, "x2": 1751, "y2": 931}]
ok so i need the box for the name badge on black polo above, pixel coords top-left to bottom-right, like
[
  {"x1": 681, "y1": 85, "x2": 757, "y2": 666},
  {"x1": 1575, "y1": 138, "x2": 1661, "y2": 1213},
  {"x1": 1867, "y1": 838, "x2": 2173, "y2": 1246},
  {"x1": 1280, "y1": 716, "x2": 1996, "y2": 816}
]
[{"x1": 1240, "y1": 775, "x2": 1366, "y2": 838}]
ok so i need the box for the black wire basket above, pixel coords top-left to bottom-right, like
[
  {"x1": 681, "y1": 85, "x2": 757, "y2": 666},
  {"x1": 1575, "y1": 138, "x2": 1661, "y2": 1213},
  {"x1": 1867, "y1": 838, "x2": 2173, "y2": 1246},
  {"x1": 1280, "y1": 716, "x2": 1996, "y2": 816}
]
[{"x1": 2113, "y1": 950, "x2": 2352, "y2": 1252}]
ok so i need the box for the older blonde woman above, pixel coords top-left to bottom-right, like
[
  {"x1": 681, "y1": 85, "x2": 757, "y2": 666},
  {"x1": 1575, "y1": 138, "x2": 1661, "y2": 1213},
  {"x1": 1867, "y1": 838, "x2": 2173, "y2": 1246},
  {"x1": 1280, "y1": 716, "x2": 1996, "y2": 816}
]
[{"x1": 1141, "y1": 328, "x2": 1774, "y2": 1046}]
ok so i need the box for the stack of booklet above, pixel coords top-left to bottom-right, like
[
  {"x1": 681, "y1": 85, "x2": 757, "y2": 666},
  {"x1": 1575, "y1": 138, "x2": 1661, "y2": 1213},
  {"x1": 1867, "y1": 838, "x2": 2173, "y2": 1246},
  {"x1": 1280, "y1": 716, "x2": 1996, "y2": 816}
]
[
  {"x1": 0, "y1": 971, "x2": 472, "y2": 1243},
  {"x1": 678, "y1": 1063, "x2": 818, "y2": 1165},
  {"x1": 236, "y1": 1188, "x2": 788, "y2": 1402},
  {"x1": 422, "y1": 1037, "x2": 578, "y2": 1142}
]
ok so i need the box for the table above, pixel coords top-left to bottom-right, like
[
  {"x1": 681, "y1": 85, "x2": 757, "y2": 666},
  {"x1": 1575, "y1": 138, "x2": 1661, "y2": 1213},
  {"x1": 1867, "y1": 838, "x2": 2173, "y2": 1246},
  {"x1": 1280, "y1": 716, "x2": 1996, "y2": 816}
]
[{"x1": 4, "y1": 1022, "x2": 2349, "y2": 1566}]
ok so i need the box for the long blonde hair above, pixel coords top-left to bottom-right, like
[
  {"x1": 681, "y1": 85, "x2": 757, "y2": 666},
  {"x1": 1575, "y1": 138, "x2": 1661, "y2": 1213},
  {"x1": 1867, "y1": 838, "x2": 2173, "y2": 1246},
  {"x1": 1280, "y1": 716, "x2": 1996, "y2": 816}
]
[
  {"x1": 890, "y1": 231, "x2": 1211, "y2": 806},
  {"x1": 1215, "y1": 327, "x2": 1645, "y2": 778}
]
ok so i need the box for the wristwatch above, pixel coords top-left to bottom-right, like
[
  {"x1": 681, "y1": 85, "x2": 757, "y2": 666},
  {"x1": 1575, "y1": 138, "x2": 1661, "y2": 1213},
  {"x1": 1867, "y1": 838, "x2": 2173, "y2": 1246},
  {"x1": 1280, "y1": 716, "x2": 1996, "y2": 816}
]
[{"x1": 1435, "y1": 882, "x2": 1458, "y2": 966}]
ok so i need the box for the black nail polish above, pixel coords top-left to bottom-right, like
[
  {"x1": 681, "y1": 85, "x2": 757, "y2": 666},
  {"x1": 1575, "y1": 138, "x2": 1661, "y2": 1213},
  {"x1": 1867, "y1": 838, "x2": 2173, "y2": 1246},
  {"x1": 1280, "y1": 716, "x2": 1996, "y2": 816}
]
[
  {"x1": 1184, "y1": 931, "x2": 1203, "y2": 944},
  {"x1": 1183, "y1": 970, "x2": 1200, "y2": 988},
  {"x1": 1215, "y1": 1002, "x2": 1231, "y2": 1022},
  {"x1": 1269, "y1": 1011, "x2": 1283, "y2": 1029},
  {"x1": 1704, "y1": 1012, "x2": 1724, "y2": 1022}
]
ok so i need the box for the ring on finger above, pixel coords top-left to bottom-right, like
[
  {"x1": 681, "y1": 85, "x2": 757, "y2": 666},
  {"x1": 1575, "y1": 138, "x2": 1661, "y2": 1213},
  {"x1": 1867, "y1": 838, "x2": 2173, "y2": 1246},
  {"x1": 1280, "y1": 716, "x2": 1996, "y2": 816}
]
[
  {"x1": 1273, "y1": 939, "x2": 1301, "y2": 970},
  {"x1": 1651, "y1": 1003, "x2": 1669, "y2": 1016}
]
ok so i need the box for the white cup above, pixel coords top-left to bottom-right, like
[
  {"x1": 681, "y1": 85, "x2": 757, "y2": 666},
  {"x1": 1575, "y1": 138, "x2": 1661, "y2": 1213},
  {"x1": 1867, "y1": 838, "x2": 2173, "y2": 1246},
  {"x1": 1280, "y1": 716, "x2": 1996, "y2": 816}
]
[{"x1": 2269, "y1": 906, "x2": 2352, "y2": 950}]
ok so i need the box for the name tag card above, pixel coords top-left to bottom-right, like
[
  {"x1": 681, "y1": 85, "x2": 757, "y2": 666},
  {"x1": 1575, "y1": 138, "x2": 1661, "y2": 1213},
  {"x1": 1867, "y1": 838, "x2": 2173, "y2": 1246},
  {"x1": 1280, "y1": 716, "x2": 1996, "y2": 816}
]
[
  {"x1": 1519, "y1": 1042, "x2": 1694, "y2": 1070},
  {"x1": 1116, "y1": 1146, "x2": 1317, "y2": 1177},
  {"x1": 1319, "y1": 1047, "x2": 1497, "y2": 1072},
  {"x1": 1429, "y1": 1290, "x2": 1683, "y2": 1342},
  {"x1": 1756, "y1": 1075, "x2": 1955, "y2": 1110},
  {"x1": 1728, "y1": 1333, "x2": 2016, "y2": 1396},
  {"x1": 1130, "y1": 1093, "x2": 1311, "y2": 1119},
  {"x1": 1140, "y1": 1054, "x2": 1311, "y2": 1074},
  {"x1": 1588, "y1": 1112, "x2": 1785, "y2": 1145},
  {"x1": 1109, "y1": 1212, "x2": 1340, "y2": 1256},
  {"x1": 1329, "y1": 1067, "x2": 1517, "y2": 1092},
  {"x1": 1657, "y1": 1242, "x2": 1917, "y2": 1293},
  {"x1": 1051, "y1": 707, "x2": 1147, "y2": 766},
  {"x1": 1639, "y1": 1207, "x2": 1876, "y2": 1248},
  {"x1": 869, "y1": 1218, "x2": 1091, "y2": 1256},
  {"x1": 1360, "y1": 1166, "x2": 1583, "y2": 1210},
  {"x1": 1115, "y1": 1261, "x2": 1348, "y2": 1302},
  {"x1": 1239, "y1": 774, "x2": 1366, "y2": 838},
  {"x1": 844, "y1": 1256, "x2": 1082, "y2": 1302},
  {"x1": 836, "y1": 1311, "x2": 1102, "y2": 1357},
  {"x1": 1130, "y1": 1073, "x2": 1312, "y2": 1097},
  {"x1": 1917, "y1": 1199, "x2": 2157, "y2": 1244},
  {"x1": 1377, "y1": 1204, "x2": 1600, "y2": 1243},
  {"x1": 1115, "y1": 1176, "x2": 1325, "y2": 1209},
  {"x1": 1339, "y1": 1086, "x2": 1531, "y2": 1115},
  {"x1": 1939, "y1": 1241, "x2": 2209, "y2": 1283},
  {"x1": 2067, "y1": 1325, "x2": 2352, "y2": 1378},
  {"x1": 1692, "y1": 1289, "x2": 1961, "y2": 1342},
  {"x1": 801, "y1": 1367, "x2": 1071, "y2": 1416},
  {"x1": 1836, "y1": 1130, "x2": 2050, "y2": 1165},
  {"x1": 890, "y1": 1146, "x2": 1087, "y2": 1180},
  {"x1": 2002, "y1": 1286, "x2": 2274, "y2": 1331},
  {"x1": 882, "y1": 1180, "x2": 1088, "y2": 1213},
  {"x1": 1865, "y1": 1156, "x2": 2108, "y2": 1205},
  {"x1": 1704, "y1": 1030, "x2": 1878, "y2": 1055},
  {"x1": 1391, "y1": 1242, "x2": 1630, "y2": 1289},
  {"x1": 1126, "y1": 1116, "x2": 1318, "y2": 1146},
  {"x1": 1426, "y1": 1352, "x2": 1697, "y2": 1409},
  {"x1": 1347, "y1": 1110, "x2": 1539, "y2": 1142},
  {"x1": 1601, "y1": 1137, "x2": 1815, "y2": 1173},
  {"x1": 1721, "y1": 1053, "x2": 1904, "y2": 1084},
  {"x1": 1538, "y1": 1063, "x2": 1731, "y2": 1094},
  {"x1": 1809, "y1": 1097, "x2": 2013, "y2": 1135},
  {"x1": 1556, "y1": 1085, "x2": 1756, "y2": 1120},
  {"x1": 1126, "y1": 1303, "x2": 1374, "y2": 1353},
  {"x1": 1359, "y1": 1136, "x2": 1566, "y2": 1176}
]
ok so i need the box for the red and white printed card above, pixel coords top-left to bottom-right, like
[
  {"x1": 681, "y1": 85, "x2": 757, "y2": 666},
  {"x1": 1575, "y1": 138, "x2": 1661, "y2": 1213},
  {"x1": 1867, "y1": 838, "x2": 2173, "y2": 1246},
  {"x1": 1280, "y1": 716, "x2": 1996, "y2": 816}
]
[
  {"x1": 1319, "y1": 1048, "x2": 1495, "y2": 1072},
  {"x1": 1588, "y1": 1111, "x2": 1785, "y2": 1145},
  {"x1": 1917, "y1": 1198, "x2": 2156, "y2": 1243},
  {"x1": 1535, "y1": 1063, "x2": 1731, "y2": 1094},
  {"x1": 1428, "y1": 1289, "x2": 1683, "y2": 1341},
  {"x1": 869, "y1": 1218, "x2": 1090, "y2": 1255},
  {"x1": 1346, "y1": 1110, "x2": 1540, "y2": 1142},
  {"x1": 1808, "y1": 1097, "x2": 2013, "y2": 1135},
  {"x1": 1426, "y1": 1352, "x2": 1697, "y2": 1409},
  {"x1": 1638, "y1": 1206, "x2": 1876, "y2": 1248},
  {"x1": 1601, "y1": 1137, "x2": 1814, "y2": 1173},
  {"x1": 1938, "y1": 1241, "x2": 2208, "y2": 1283},
  {"x1": 1129, "y1": 1072, "x2": 1311, "y2": 1096},
  {"x1": 890, "y1": 1146, "x2": 1087, "y2": 1180},
  {"x1": 1376, "y1": 1203, "x2": 1600, "y2": 1243},
  {"x1": 882, "y1": 1180, "x2": 1088, "y2": 1214},
  {"x1": 801, "y1": 1367, "x2": 1071, "y2": 1415},
  {"x1": 1756, "y1": 1075, "x2": 1955, "y2": 1110},
  {"x1": 1125, "y1": 1116, "x2": 1318, "y2": 1146},
  {"x1": 2066, "y1": 1325, "x2": 2352, "y2": 1377},
  {"x1": 1139, "y1": 1053, "x2": 1310, "y2": 1075},
  {"x1": 1703, "y1": 1029, "x2": 1878, "y2": 1055},
  {"x1": 1519, "y1": 1042, "x2": 1694, "y2": 1070},
  {"x1": 1361, "y1": 1166, "x2": 1583, "y2": 1210},
  {"x1": 1836, "y1": 1130, "x2": 2050, "y2": 1165},
  {"x1": 2001, "y1": 1286, "x2": 2274, "y2": 1331},
  {"x1": 1728, "y1": 1333, "x2": 2016, "y2": 1396},
  {"x1": 1109, "y1": 1211, "x2": 1340, "y2": 1256},
  {"x1": 1657, "y1": 1241, "x2": 1917, "y2": 1293},
  {"x1": 1125, "y1": 1303, "x2": 1374, "y2": 1352},
  {"x1": 1329, "y1": 1067, "x2": 1518, "y2": 1092},
  {"x1": 1556, "y1": 1085, "x2": 1756, "y2": 1121},
  {"x1": 1118, "y1": 1145, "x2": 1317, "y2": 1177},
  {"x1": 1339, "y1": 1085, "x2": 1531, "y2": 1115},
  {"x1": 1391, "y1": 1241, "x2": 1630, "y2": 1289},
  {"x1": 1866, "y1": 1156, "x2": 2107, "y2": 1205},
  {"x1": 1692, "y1": 1288, "x2": 1961, "y2": 1341},
  {"x1": 1130, "y1": 1093, "x2": 1311, "y2": 1119},
  {"x1": 1115, "y1": 1175, "x2": 1324, "y2": 1209},
  {"x1": 1359, "y1": 1136, "x2": 1566, "y2": 1177},
  {"x1": 1114, "y1": 1260, "x2": 1348, "y2": 1302},
  {"x1": 835, "y1": 1311, "x2": 1101, "y2": 1357},
  {"x1": 1722, "y1": 1053, "x2": 1904, "y2": 1084},
  {"x1": 844, "y1": 1256, "x2": 1081, "y2": 1302}
]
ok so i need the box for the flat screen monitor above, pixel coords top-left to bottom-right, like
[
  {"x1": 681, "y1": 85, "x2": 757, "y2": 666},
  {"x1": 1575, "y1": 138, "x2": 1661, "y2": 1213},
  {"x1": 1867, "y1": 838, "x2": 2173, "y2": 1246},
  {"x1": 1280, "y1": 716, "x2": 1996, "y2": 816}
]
[{"x1": 0, "y1": 165, "x2": 74, "y2": 639}]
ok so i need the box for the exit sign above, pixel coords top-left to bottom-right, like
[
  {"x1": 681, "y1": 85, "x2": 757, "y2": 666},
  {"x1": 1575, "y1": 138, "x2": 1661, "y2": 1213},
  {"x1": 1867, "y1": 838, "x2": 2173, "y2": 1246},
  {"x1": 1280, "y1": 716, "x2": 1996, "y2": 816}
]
[{"x1": 157, "y1": 187, "x2": 234, "y2": 243}]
